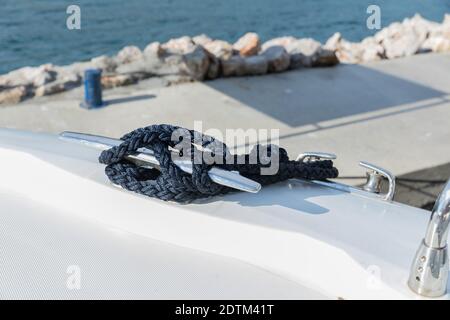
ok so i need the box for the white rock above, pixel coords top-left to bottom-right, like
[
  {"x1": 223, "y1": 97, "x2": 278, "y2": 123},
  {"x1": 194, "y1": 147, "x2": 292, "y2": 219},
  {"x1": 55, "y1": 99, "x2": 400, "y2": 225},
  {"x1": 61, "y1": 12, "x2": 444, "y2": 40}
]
[
  {"x1": 374, "y1": 16, "x2": 429, "y2": 59},
  {"x1": 233, "y1": 32, "x2": 260, "y2": 56},
  {"x1": 34, "y1": 82, "x2": 65, "y2": 97},
  {"x1": 444, "y1": 13, "x2": 450, "y2": 25},
  {"x1": 335, "y1": 40, "x2": 364, "y2": 64},
  {"x1": 2, "y1": 67, "x2": 26, "y2": 86},
  {"x1": 116, "y1": 41, "x2": 209, "y2": 81},
  {"x1": 116, "y1": 46, "x2": 144, "y2": 64},
  {"x1": 144, "y1": 42, "x2": 165, "y2": 58},
  {"x1": 31, "y1": 66, "x2": 57, "y2": 87},
  {"x1": 323, "y1": 32, "x2": 342, "y2": 51},
  {"x1": 117, "y1": 55, "x2": 180, "y2": 77},
  {"x1": 101, "y1": 74, "x2": 137, "y2": 89},
  {"x1": 34, "y1": 73, "x2": 81, "y2": 97},
  {"x1": 61, "y1": 72, "x2": 82, "y2": 86},
  {"x1": 262, "y1": 37, "x2": 320, "y2": 55},
  {"x1": 330, "y1": 35, "x2": 384, "y2": 64},
  {"x1": 294, "y1": 38, "x2": 322, "y2": 56},
  {"x1": 361, "y1": 46, "x2": 384, "y2": 62},
  {"x1": 193, "y1": 34, "x2": 213, "y2": 46},
  {"x1": 90, "y1": 55, "x2": 118, "y2": 72},
  {"x1": 360, "y1": 37, "x2": 385, "y2": 62},
  {"x1": 405, "y1": 14, "x2": 440, "y2": 38},
  {"x1": 383, "y1": 30, "x2": 424, "y2": 59},
  {"x1": 204, "y1": 40, "x2": 234, "y2": 60},
  {"x1": 0, "y1": 64, "x2": 57, "y2": 87},
  {"x1": 157, "y1": 39, "x2": 210, "y2": 79},
  {"x1": 374, "y1": 22, "x2": 403, "y2": 43},
  {"x1": 162, "y1": 36, "x2": 196, "y2": 55},
  {"x1": 291, "y1": 38, "x2": 322, "y2": 67},
  {"x1": 261, "y1": 37, "x2": 296, "y2": 52},
  {"x1": 262, "y1": 37, "x2": 327, "y2": 68},
  {"x1": 25, "y1": 64, "x2": 55, "y2": 81},
  {"x1": 0, "y1": 85, "x2": 28, "y2": 104},
  {"x1": 57, "y1": 61, "x2": 93, "y2": 78},
  {"x1": 429, "y1": 14, "x2": 450, "y2": 39},
  {"x1": 422, "y1": 36, "x2": 450, "y2": 53}
]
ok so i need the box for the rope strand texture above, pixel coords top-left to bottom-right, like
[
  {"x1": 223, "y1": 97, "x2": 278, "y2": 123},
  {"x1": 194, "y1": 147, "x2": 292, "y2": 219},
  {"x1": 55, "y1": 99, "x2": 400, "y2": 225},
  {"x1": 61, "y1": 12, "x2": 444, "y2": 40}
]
[{"x1": 99, "y1": 124, "x2": 339, "y2": 202}]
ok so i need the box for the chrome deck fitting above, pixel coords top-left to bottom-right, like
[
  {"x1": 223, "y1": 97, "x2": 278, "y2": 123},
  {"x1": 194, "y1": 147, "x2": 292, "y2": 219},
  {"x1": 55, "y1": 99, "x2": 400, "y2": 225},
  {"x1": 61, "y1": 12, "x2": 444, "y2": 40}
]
[
  {"x1": 59, "y1": 131, "x2": 262, "y2": 194},
  {"x1": 408, "y1": 178, "x2": 450, "y2": 297},
  {"x1": 359, "y1": 161, "x2": 396, "y2": 201}
]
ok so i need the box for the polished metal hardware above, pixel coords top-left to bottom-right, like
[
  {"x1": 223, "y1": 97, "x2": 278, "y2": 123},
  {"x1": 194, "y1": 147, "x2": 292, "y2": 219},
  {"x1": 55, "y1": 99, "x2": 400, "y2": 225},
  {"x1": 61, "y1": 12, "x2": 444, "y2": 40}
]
[
  {"x1": 360, "y1": 161, "x2": 396, "y2": 201},
  {"x1": 408, "y1": 178, "x2": 450, "y2": 297},
  {"x1": 59, "y1": 131, "x2": 261, "y2": 193},
  {"x1": 296, "y1": 152, "x2": 337, "y2": 162}
]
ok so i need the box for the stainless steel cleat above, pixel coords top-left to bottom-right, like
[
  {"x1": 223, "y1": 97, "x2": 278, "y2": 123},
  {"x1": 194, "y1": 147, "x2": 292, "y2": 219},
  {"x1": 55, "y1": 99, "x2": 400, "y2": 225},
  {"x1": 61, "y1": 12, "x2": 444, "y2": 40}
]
[
  {"x1": 59, "y1": 131, "x2": 261, "y2": 193},
  {"x1": 296, "y1": 152, "x2": 337, "y2": 162}
]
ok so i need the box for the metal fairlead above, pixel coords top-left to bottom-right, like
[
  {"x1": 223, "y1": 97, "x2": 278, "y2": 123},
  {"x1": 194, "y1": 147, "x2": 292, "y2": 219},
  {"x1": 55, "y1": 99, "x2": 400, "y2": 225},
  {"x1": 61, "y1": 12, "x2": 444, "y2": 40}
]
[{"x1": 360, "y1": 161, "x2": 396, "y2": 201}]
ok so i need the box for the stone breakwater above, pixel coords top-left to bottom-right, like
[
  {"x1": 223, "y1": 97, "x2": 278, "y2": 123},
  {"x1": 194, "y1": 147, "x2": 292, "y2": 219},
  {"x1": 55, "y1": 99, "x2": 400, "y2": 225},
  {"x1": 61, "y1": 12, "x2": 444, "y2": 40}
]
[{"x1": 1, "y1": 14, "x2": 450, "y2": 105}]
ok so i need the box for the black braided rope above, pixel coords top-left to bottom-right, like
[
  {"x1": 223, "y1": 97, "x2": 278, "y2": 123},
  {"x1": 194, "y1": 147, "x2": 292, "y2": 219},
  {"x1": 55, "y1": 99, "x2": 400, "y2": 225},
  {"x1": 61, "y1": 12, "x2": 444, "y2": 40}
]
[{"x1": 99, "y1": 124, "x2": 339, "y2": 202}]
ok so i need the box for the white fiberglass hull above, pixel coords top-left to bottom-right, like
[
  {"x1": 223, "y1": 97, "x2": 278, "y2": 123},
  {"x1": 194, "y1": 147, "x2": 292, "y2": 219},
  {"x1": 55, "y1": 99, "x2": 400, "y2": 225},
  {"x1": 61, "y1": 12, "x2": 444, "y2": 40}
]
[{"x1": 0, "y1": 128, "x2": 446, "y2": 299}]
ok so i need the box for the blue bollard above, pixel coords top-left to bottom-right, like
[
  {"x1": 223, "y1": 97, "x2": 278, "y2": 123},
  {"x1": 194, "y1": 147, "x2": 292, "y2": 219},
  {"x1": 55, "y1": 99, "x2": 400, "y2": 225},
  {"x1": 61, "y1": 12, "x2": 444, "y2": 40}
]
[{"x1": 80, "y1": 69, "x2": 105, "y2": 109}]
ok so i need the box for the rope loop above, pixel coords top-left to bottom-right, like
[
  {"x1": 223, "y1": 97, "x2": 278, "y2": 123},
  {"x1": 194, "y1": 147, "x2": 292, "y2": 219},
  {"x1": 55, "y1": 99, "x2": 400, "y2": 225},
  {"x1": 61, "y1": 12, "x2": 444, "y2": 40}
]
[{"x1": 99, "y1": 124, "x2": 339, "y2": 202}]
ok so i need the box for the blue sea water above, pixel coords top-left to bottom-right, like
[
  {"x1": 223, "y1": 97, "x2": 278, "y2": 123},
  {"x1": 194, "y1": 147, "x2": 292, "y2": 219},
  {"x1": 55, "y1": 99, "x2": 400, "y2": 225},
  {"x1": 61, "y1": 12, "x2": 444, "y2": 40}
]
[{"x1": 1, "y1": 0, "x2": 449, "y2": 74}]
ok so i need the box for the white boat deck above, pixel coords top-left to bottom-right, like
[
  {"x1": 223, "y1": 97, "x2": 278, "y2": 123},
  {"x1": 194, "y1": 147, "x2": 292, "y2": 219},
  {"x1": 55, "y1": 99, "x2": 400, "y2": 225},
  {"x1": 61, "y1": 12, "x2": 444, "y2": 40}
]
[{"x1": 1, "y1": 129, "x2": 447, "y2": 299}]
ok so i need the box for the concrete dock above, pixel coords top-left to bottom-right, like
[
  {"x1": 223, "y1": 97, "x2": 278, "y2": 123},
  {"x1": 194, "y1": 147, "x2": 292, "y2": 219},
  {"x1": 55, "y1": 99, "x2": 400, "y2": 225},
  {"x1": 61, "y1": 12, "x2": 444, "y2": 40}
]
[{"x1": 1, "y1": 52, "x2": 449, "y2": 184}]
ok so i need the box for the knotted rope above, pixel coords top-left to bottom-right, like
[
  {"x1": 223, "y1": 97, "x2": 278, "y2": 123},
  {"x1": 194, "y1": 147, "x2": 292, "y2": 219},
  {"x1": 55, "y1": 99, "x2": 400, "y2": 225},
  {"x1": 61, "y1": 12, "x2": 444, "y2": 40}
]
[{"x1": 99, "y1": 124, "x2": 339, "y2": 202}]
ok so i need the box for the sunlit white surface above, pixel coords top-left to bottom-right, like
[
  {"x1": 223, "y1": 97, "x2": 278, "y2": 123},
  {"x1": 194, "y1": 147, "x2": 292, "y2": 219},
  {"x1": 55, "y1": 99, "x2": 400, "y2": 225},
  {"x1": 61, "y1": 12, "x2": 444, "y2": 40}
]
[{"x1": 0, "y1": 128, "x2": 448, "y2": 299}]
